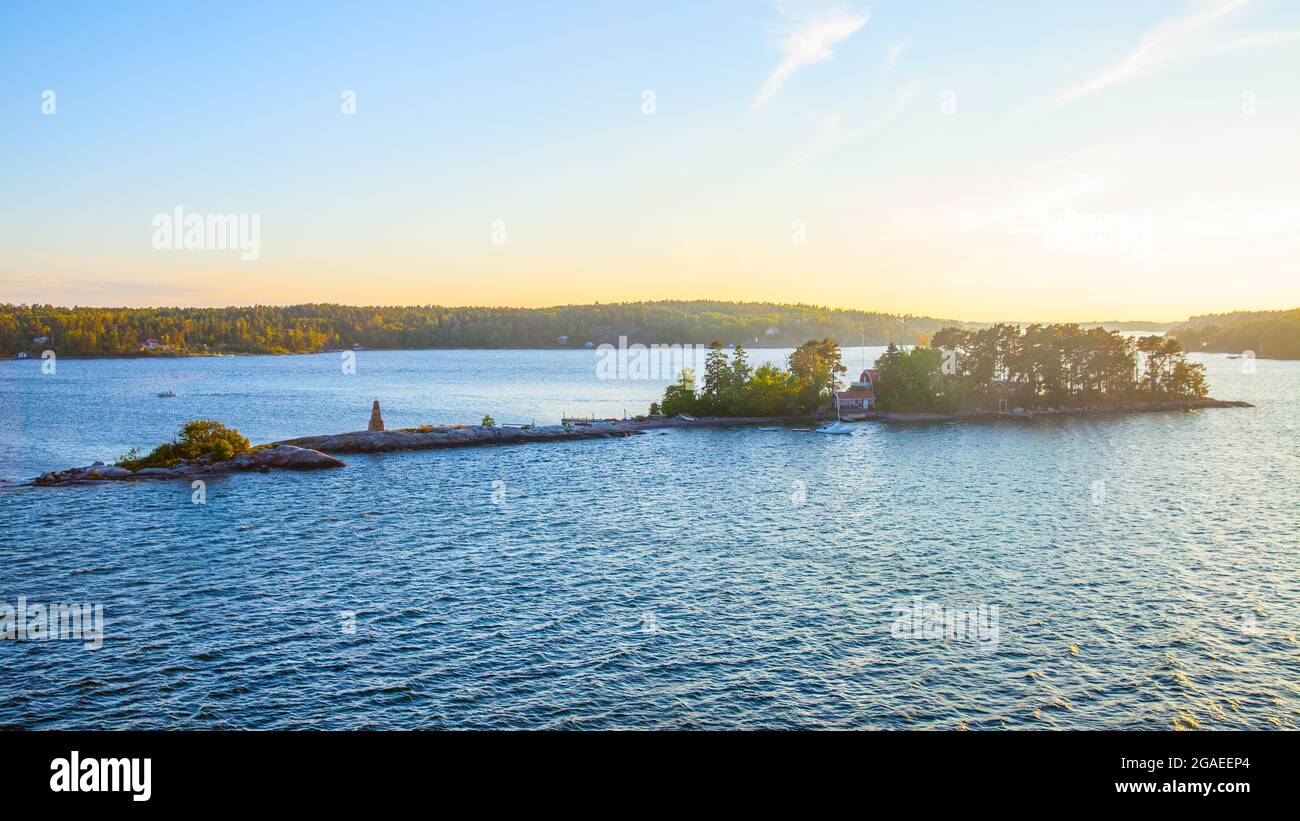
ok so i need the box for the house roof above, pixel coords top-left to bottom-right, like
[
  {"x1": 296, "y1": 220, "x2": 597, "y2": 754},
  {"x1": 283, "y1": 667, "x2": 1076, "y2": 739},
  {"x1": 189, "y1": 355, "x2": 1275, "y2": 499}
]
[{"x1": 835, "y1": 388, "x2": 875, "y2": 400}]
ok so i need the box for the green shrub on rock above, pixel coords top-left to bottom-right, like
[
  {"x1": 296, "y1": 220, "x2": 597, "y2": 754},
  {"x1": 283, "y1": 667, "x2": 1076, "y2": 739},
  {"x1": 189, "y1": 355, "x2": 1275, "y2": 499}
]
[{"x1": 118, "y1": 419, "x2": 251, "y2": 469}]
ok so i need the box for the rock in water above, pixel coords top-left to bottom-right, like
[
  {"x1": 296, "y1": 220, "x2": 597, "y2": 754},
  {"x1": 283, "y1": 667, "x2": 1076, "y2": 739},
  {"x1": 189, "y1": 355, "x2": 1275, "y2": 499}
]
[
  {"x1": 368, "y1": 400, "x2": 385, "y2": 432},
  {"x1": 230, "y1": 445, "x2": 346, "y2": 470}
]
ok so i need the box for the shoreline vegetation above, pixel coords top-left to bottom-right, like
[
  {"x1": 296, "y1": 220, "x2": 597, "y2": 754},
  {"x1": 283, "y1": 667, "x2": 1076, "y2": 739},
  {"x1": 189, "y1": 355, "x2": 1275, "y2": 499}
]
[
  {"x1": 3, "y1": 301, "x2": 1295, "y2": 359},
  {"x1": 1167, "y1": 307, "x2": 1300, "y2": 360},
  {"x1": 655, "y1": 325, "x2": 1213, "y2": 417}
]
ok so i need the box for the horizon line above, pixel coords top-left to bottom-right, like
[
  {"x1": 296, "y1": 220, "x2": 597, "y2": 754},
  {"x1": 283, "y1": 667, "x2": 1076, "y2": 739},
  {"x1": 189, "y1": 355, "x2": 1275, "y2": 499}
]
[{"x1": 4, "y1": 298, "x2": 1298, "y2": 327}]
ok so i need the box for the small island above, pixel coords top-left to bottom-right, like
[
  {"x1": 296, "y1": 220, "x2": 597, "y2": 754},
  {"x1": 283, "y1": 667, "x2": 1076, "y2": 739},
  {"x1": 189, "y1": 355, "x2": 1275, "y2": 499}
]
[
  {"x1": 31, "y1": 326, "x2": 1252, "y2": 487},
  {"x1": 652, "y1": 325, "x2": 1241, "y2": 420},
  {"x1": 35, "y1": 420, "x2": 345, "y2": 486}
]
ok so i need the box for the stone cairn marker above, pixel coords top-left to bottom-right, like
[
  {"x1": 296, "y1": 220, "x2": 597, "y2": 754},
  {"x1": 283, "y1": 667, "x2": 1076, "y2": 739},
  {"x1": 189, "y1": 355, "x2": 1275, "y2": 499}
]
[{"x1": 368, "y1": 400, "x2": 385, "y2": 432}]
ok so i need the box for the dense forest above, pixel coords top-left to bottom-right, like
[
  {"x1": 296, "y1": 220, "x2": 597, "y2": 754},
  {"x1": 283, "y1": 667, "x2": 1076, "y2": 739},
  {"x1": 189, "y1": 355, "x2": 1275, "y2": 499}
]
[
  {"x1": 876, "y1": 324, "x2": 1208, "y2": 413},
  {"x1": 1168, "y1": 308, "x2": 1300, "y2": 360},
  {"x1": 5, "y1": 301, "x2": 1292, "y2": 360},
  {"x1": 0, "y1": 302, "x2": 956, "y2": 357}
]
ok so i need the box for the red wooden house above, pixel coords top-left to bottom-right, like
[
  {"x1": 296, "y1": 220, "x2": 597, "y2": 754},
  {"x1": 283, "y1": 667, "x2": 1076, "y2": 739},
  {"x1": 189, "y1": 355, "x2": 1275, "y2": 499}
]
[{"x1": 834, "y1": 369, "x2": 878, "y2": 414}]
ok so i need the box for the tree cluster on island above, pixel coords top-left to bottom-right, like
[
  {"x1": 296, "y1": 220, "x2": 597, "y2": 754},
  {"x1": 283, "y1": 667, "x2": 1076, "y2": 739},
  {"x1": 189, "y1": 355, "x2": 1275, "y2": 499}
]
[
  {"x1": 118, "y1": 420, "x2": 251, "y2": 469},
  {"x1": 655, "y1": 339, "x2": 846, "y2": 417},
  {"x1": 653, "y1": 325, "x2": 1211, "y2": 418},
  {"x1": 874, "y1": 324, "x2": 1209, "y2": 413}
]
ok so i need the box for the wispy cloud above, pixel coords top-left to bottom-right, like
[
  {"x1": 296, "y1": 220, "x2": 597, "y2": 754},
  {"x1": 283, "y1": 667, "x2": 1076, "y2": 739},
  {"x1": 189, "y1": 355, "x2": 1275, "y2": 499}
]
[
  {"x1": 1212, "y1": 29, "x2": 1300, "y2": 51},
  {"x1": 1041, "y1": 0, "x2": 1253, "y2": 113},
  {"x1": 886, "y1": 40, "x2": 908, "y2": 72},
  {"x1": 752, "y1": 9, "x2": 870, "y2": 113}
]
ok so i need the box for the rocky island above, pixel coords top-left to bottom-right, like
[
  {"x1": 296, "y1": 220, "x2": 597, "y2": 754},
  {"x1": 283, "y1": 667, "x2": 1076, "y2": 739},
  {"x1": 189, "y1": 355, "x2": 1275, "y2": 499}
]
[
  {"x1": 28, "y1": 405, "x2": 816, "y2": 486},
  {"x1": 34, "y1": 420, "x2": 345, "y2": 487},
  {"x1": 35, "y1": 445, "x2": 345, "y2": 486}
]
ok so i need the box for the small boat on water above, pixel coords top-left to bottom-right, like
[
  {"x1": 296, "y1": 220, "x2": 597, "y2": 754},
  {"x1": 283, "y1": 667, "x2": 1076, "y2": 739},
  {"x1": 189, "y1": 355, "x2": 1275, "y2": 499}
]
[
  {"x1": 157, "y1": 390, "x2": 177, "y2": 398},
  {"x1": 758, "y1": 426, "x2": 782, "y2": 431},
  {"x1": 677, "y1": 414, "x2": 697, "y2": 422},
  {"x1": 815, "y1": 406, "x2": 856, "y2": 435},
  {"x1": 791, "y1": 428, "x2": 813, "y2": 432},
  {"x1": 815, "y1": 420, "x2": 854, "y2": 435}
]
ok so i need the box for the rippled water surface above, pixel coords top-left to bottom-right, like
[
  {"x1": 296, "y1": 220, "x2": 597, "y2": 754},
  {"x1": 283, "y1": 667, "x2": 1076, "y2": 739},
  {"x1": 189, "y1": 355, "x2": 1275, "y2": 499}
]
[{"x1": 1, "y1": 349, "x2": 1297, "y2": 729}]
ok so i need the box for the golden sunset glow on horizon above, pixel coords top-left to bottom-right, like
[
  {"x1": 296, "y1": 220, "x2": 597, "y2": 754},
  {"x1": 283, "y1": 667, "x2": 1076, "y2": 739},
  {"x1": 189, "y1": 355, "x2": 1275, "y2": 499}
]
[{"x1": 3, "y1": 0, "x2": 1297, "y2": 321}]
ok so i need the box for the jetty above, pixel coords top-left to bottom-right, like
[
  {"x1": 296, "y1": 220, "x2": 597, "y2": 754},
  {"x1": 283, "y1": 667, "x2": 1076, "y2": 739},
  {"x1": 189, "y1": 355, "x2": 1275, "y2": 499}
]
[
  {"x1": 28, "y1": 405, "x2": 810, "y2": 486},
  {"x1": 273, "y1": 414, "x2": 813, "y2": 455}
]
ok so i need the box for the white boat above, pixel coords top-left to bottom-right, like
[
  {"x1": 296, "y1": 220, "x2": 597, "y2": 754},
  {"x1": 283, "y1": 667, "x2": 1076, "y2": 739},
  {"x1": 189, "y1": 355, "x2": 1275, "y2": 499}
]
[
  {"x1": 816, "y1": 404, "x2": 855, "y2": 435},
  {"x1": 815, "y1": 420, "x2": 855, "y2": 435},
  {"x1": 758, "y1": 426, "x2": 782, "y2": 431}
]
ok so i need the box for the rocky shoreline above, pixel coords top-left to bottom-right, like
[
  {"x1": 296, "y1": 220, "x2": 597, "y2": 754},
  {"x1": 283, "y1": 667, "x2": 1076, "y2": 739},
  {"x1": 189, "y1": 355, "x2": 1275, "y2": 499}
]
[
  {"x1": 34, "y1": 445, "x2": 344, "y2": 487},
  {"x1": 869, "y1": 397, "x2": 1253, "y2": 422},
  {"x1": 27, "y1": 398, "x2": 1251, "y2": 487},
  {"x1": 274, "y1": 415, "x2": 813, "y2": 454}
]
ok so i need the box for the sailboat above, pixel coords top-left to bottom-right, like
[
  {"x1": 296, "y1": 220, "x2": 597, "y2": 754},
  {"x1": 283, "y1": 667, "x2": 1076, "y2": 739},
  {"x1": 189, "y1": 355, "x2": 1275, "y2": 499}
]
[
  {"x1": 816, "y1": 404, "x2": 855, "y2": 435},
  {"x1": 816, "y1": 419, "x2": 854, "y2": 435},
  {"x1": 816, "y1": 331, "x2": 859, "y2": 435}
]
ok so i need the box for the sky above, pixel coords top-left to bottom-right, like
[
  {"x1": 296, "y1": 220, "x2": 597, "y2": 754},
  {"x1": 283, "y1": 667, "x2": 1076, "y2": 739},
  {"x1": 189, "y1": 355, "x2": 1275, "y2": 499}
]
[{"x1": 1, "y1": 0, "x2": 1297, "y2": 321}]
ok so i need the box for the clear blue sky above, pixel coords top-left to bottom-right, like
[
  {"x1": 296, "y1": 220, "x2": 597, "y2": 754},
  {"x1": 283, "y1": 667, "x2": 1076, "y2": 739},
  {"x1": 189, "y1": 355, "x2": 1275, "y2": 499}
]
[{"x1": 2, "y1": 0, "x2": 1297, "y2": 319}]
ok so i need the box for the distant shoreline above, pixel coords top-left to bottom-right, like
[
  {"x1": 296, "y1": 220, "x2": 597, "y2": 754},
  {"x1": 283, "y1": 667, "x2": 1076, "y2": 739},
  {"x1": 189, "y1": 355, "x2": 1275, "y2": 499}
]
[
  {"x1": 6, "y1": 301, "x2": 1294, "y2": 359},
  {"x1": 5, "y1": 344, "x2": 842, "y2": 362},
  {"x1": 11, "y1": 343, "x2": 1287, "y2": 363}
]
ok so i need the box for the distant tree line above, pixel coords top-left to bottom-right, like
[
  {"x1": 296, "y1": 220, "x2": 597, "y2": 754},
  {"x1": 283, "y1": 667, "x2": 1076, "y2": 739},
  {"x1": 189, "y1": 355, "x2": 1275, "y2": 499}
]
[
  {"x1": 875, "y1": 324, "x2": 1209, "y2": 412},
  {"x1": 0, "y1": 302, "x2": 956, "y2": 357},
  {"x1": 656, "y1": 339, "x2": 845, "y2": 417},
  {"x1": 1169, "y1": 308, "x2": 1300, "y2": 360}
]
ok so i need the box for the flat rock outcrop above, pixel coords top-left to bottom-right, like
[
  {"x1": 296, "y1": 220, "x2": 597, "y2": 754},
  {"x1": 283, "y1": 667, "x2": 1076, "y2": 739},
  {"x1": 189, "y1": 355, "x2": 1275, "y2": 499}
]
[{"x1": 34, "y1": 445, "x2": 344, "y2": 486}]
